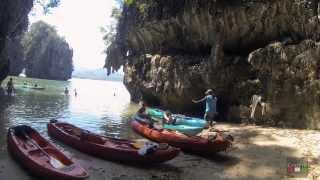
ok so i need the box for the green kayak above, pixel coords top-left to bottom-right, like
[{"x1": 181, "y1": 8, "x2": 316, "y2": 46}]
[
  {"x1": 22, "y1": 85, "x2": 45, "y2": 90},
  {"x1": 146, "y1": 108, "x2": 163, "y2": 119},
  {"x1": 135, "y1": 112, "x2": 204, "y2": 135},
  {"x1": 162, "y1": 124, "x2": 203, "y2": 135},
  {"x1": 146, "y1": 108, "x2": 208, "y2": 128}
]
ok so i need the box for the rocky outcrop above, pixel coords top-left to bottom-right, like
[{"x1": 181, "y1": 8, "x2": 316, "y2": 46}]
[
  {"x1": 124, "y1": 54, "x2": 258, "y2": 116},
  {"x1": 107, "y1": 0, "x2": 320, "y2": 128},
  {"x1": 24, "y1": 21, "x2": 73, "y2": 80},
  {"x1": 0, "y1": 0, "x2": 33, "y2": 84},
  {"x1": 5, "y1": 36, "x2": 25, "y2": 76},
  {"x1": 248, "y1": 40, "x2": 320, "y2": 128}
]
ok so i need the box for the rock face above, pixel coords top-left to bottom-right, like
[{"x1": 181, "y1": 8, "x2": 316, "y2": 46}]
[
  {"x1": 107, "y1": 0, "x2": 320, "y2": 128},
  {"x1": 248, "y1": 40, "x2": 320, "y2": 128},
  {"x1": 5, "y1": 36, "x2": 25, "y2": 76},
  {"x1": 0, "y1": 0, "x2": 33, "y2": 84},
  {"x1": 24, "y1": 21, "x2": 73, "y2": 81}
]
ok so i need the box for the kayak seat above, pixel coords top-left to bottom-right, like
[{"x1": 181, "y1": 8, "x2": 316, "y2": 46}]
[
  {"x1": 28, "y1": 146, "x2": 52, "y2": 155},
  {"x1": 22, "y1": 141, "x2": 40, "y2": 152},
  {"x1": 28, "y1": 149, "x2": 45, "y2": 156},
  {"x1": 80, "y1": 133, "x2": 105, "y2": 145}
]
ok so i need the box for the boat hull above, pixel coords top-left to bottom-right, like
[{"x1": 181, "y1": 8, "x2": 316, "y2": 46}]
[
  {"x1": 7, "y1": 126, "x2": 89, "y2": 180},
  {"x1": 163, "y1": 124, "x2": 203, "y2": 135},
  {"x1": 48, "y1": 120, "x2": 180, "y2": 164},
  {"x1": 147, "y1": 108, "x2": 208, "y2": 128},
  {"x1": 131, "y1": 118, "x2": 232, "y2": 155}
]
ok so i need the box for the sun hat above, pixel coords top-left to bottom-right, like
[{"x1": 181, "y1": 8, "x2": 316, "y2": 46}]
[{"x1": 205, "y1": 89, "x2": 213, "y2": 95}]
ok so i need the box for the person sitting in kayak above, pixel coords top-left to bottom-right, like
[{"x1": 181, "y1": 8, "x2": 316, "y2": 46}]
[
  {"x1": 137, "y1": 102, "x2": 153, "y2": 127},
  {"x1": 163, "y1": 111, "x2": 176, "y2": 125},
  {"x1": 6, "y1": 78, "x2": 14, "y2": 96},
  {"x1": 192, "y1": 89, "x2": 218, "y2": 127}
]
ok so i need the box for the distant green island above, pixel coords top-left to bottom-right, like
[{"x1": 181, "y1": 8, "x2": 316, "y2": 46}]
[{"x1": 72, "y1": 68, "x2": 123, "y2": 81}]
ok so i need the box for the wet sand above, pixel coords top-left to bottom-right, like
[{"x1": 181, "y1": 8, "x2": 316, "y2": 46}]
[{"x1": 0, "y1": 122, "x2": 319, "y2": 180}]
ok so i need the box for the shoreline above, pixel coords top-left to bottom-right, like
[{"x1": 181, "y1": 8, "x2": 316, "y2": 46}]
[{"x1": 1, "y1": 122, "x2": 319, "y2": 180}]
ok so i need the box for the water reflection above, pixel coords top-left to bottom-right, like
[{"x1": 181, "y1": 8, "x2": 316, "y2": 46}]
[{"x1": 0, "y1": 94, "x2": 14, "y2": 145}]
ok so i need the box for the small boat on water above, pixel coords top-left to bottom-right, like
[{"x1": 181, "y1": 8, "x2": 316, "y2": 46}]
[
  {"x1": 7, "y1": 125, "x2": 89, "y2": 180},
  {"x1": 147, "y1": 108, "x2": 208, "y2": 128},
  {"x1": 22, "y1": 85, "x2": 45, "y2": 90},
  {"x1": 48, "y1": 120, "x2": 180, "y2": 164},
  {"x1": 131, "y1": 116, "x2": 233, "y2": 155}
]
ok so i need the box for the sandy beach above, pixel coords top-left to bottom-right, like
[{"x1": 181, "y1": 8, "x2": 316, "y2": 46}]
[{"x1": 1, "y1": 122, "x2": 319, "y2": 180}]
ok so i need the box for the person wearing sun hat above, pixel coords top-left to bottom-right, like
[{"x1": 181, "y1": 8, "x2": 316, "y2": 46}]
[{"x1": 192, "y1": 89, "x2": 218, "y2": 127}]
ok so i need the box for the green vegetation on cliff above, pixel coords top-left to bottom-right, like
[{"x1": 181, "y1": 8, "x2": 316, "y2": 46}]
[{"x1": 23, "y1": 21, "x2": 73, "y2": 80}]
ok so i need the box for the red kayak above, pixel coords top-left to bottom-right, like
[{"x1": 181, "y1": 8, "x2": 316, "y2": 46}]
[
  {"x1": 7, "y1": 125, "x2": 89, "y2": 180},
  {"x1": 131, "y1": 117, "x2": 233, "y2": 155},
  {"x1": 47, "y1": 120, "x2": 180, "y2": 164}
]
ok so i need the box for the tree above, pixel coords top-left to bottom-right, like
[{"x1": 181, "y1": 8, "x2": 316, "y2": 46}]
[{"x1": 36, "y1": 0, "x2": 61, "y2": 14}]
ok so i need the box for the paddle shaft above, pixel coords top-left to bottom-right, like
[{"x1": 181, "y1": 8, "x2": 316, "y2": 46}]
[
  {"x1": 24, "y1": 133, "x2": 52, "y2": 160},
  {"x1": 209, "y1": 128, "x2": 229, "y2": 133}
]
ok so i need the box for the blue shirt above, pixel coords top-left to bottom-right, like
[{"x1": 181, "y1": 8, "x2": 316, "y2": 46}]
[{"x1": 205, "y1": 95, "x2": 217, "y2": 113}]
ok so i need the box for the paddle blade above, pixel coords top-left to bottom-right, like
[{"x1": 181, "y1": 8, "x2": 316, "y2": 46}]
[{"x1": 49, "y1": 157, "x2": 66, "y2": 169}]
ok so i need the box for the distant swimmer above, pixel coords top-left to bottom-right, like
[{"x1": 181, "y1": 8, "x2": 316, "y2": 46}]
[
  {"x1": 64, "y1": 87, "x2": 69, "y2": 95},
  {"x1": 6, "y1": 78, "x2": 14, "y2": 96}
]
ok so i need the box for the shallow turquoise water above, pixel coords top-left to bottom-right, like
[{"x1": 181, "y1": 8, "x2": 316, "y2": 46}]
[{"x1": 0, "y1": 77, "x2": 140, "y2": 139}]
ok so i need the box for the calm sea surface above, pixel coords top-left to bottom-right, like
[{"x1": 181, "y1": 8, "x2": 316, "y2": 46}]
[
  {"x1": 0, "y1": 77, "x2": 143, "y2": 179},
  {"x1": 0, "y1": 77, "x2": 140, "y2": 139}
]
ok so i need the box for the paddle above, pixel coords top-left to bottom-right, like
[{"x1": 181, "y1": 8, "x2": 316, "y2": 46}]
[
  {"x1": 209, "y1": 128, "x2": 230, "y2": 133},
  {"x1": 24, "y1": 133, "x2": 66, "y2": 169}
]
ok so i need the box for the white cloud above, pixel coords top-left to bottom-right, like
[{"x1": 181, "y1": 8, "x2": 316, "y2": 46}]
[{"x1": 29, "y1": 0, "x2": 116, "y2": 70}]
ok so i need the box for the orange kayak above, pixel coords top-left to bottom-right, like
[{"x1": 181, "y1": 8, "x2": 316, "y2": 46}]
[
  {"x1": 7, "y1": 125, "x2": 89, "y2": 180},
  {"x1": 131, "y1": 117, "x2": 233, "y2": 155},
  {"x1": 48, "y1": 120, "x2": 180, "y2": 164}
]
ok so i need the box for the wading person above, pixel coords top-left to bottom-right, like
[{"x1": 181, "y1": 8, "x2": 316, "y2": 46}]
[
  {"x1": 6, "y1": 78, "x2": 14, "y2": 96},
  {"x1": 192, "y1": 89, "x2": 218, "y2": 127},
  {"x1": 64, "y1": 87, "x2": 69, "y2": 95}
]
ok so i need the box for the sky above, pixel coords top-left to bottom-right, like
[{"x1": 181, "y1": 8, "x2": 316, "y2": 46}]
[{"x1": 29, "y1": 0, "x2": 117, "y2": 70}]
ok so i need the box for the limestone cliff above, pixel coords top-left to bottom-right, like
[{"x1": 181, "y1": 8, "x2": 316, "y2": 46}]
[
  {"x1": 5, "y1": 36, "x2": 25, "y2": 76},
  {"x1": 107, "y1": 0, "x2": 320, "y2": 128},
  {"x1": 23, "y1": 21, "x2": 74, "y2": 81},
  {"x1": 0, "y1": 0, "x2": 33, "y2": 83}
]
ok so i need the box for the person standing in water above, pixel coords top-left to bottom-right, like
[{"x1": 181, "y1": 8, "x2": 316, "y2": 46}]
[
  {"x1": 64, "y1": 87, "x2": 69, "y2": 95},
  {"x1": 6, "y1": 78, "x2": 14, "y2": 96},
  {"x1": 74, "y1": 89, "x2": 77, "y2": 96},
  {"x1": 192, "y1": 89, "x2": 218, "y2": 127}
]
